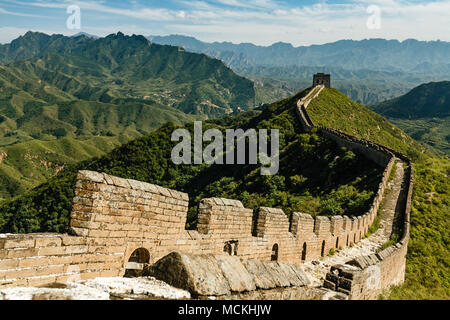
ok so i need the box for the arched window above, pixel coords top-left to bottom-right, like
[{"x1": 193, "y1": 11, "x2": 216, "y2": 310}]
[
  {"x1": 224, "y1": 243, "x2": 232, "y2": 255},
  {"x1": 321, "y1": 240, "x2": 326, "y2": 257},
  {"x1": 125, "y1": 248, "x2": 150, "y2": 277},
  {"x1": 301, "y1": 242, "x2": 307, "y2": 261},
  {"x1": 271, "y1": 244, "x2": 279, "y2": 261}
]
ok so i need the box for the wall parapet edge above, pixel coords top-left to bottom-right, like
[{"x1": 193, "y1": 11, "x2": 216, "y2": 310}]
[{"x1": 296, "y1": 86, "x2": 413, "y2": 300}]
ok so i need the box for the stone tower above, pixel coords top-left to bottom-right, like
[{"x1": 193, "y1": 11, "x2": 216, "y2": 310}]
[{"x1": 313, "y1": 73, "x2": 331, "y2": 88}]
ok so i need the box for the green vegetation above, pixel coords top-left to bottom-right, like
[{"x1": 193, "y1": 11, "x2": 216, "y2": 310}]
[
  {"x1": 307, "y1": 88, "x2": 426, "y2": 161},
  {"x1": 0, "y1": 136, "x2": 132, "y2": 201},
  {"x1": 373, "y1": 81, "x2": 450, "y2": 119},
  {"x1": 367, "y1": 213, "x2": 381, "y2": 237},
  {"x1": 388, "y1": 117, "x2": 450, "y2": 156},
  {"x1": 0, "y1": 88, "x2": 383, "y2": 233},
  {"x1": 0, "y1": 32, "x2": 255, "y2": 116},
  {"x1": 388, "y1": 157, "x2": 450, "y2": 300},
  {"x1": 372, "y1": 81, "x2": 450, "y2": 155},
  {"x1": 0, "y1": 32, "x2": 261, "y2": 199}
]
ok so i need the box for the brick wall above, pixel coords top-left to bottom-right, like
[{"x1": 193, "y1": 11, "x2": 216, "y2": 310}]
[
  {"x1": 0, "y1": 161, "x2": 391, "y2": 288},
  {"x1": 296, "y1": 85, "x2": 412, "y2": 299},
  {"x1": 323, "y1": 162, "x2": 413, "y2": 299}
]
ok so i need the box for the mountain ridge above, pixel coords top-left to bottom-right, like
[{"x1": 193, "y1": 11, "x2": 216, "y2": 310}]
[{"x1": 372, "y1": 81, "x2": 450, "y2": 155}]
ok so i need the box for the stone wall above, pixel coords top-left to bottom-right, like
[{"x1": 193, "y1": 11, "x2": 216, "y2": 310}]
[
  {"x1": 0, "y1": 161, "x2": 391, "y2": 288},
  {"x1": 295, "y1": 85, "x2": 413, "y2": 300},
  {"x1": 323, "y1": 162, "x2": 413, "y2": 299}
]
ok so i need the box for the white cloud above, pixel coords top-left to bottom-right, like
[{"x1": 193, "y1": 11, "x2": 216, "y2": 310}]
[
  {"x1": 0, "y1": 7, "x2": 45, "y2": 17},
  {"x1": 0, "y1": 0, "x2": 449, "y2": 45}
]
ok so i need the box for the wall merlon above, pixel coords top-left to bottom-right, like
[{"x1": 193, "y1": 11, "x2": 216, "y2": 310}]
[
  {"x1": 314, "y1": 216, "x2": 331, "y2": 236},
  {"x1": 77, "y1": 170, "x2": 106, "y2": 184},
  {"x1": 331, "y1": 216, "x2": 344, "y2": 235}
]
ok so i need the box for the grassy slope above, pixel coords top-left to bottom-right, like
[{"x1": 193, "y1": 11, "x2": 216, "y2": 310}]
[
  {"x1": 308, "y1": 88, "x2": 426, "y2": 160},
  {"x1": 307, "y1": 88, "x2": 449, "y2": 299},
  {"x1": 371, "y1": 81, "x2": 450, "y2": 155},
  {"x1": 388, "y1": 117, "x2": 450, "y2": 156},
  {"x1": 0, "y1": 88, "x2": 383, "y2": 234},
  {"x1": 388, "y1": 157, "x2": 450, "y2": 300},
  {"x1": 0, "y1": 136, "x2": 132, "y2": 201}
]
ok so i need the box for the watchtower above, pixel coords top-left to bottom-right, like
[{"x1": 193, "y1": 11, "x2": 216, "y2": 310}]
[{"x1": 313, "y1": 73, "x2": 331, "y2": 88}]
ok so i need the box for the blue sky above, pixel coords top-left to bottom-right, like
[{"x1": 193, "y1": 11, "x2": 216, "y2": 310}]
[{"x1": 0, "y1": 0, "x2": 449, "y2": 45}]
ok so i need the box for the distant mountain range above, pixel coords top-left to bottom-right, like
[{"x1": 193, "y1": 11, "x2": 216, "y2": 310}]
[
  {"x1": 149, "y1": 35, "x2": 450, "y2": 73},
  {"x1": 373, "y1": 81, "x2": 450, "y2": 119},
  {"x1": 372, "y1": 81, "x2": 450, "y2": 155},
  {"x1": 149, "y1": 35, "x2": 450, "y2": 105}
]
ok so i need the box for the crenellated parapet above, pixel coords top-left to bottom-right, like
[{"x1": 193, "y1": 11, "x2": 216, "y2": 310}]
[
  {"x1": 1, "y1": 164, "x2": 392, "y2": 288},
  {"x1": 298, "y1": 84, "x2": 413, "y2": 299}
]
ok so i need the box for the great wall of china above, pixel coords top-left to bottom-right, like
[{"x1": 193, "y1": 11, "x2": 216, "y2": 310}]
[{"x1": 0, "y1": 84, "x2": 413, "y2": 300}]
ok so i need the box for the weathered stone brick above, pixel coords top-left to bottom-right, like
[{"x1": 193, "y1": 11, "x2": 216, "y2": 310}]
[
  {"x1": 38, "y1": 246, "x2": 66, "y2": 256},
  {"x1": 19, "y1": 257, "x2": 49, "y2": 268},
  {"x1": 6, "y1": 248, "x2": 39, "y2": 259},
  {"x1": 0, "y1": 259, "x2": 19, "y2": 270},
  {"x1": 3, "y1": 238, "x2": 35, "y2": 249}
]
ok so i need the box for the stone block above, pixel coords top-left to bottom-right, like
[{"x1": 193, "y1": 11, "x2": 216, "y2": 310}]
[
  {"x1": 78, "y1": 170, "x2": 105, "y2": 183},
  {"x1": 215, "y1": 255, "x2": 256, "y2": 292},
  {"x1": 7, "y1": 248, "x2": 39, "y2": 259},
  {"x1": 146, "y1": 251, "x2": 231, "y2": 296},
  {"x1": 0, "y1": 259, "x2": 19, "y2": 270},
  {"x1": 35, "y1": 237, "x2": 62, "y2": 248},
  {"x1": 3, "y1": 238, "x2": 35, "y2": 249}
]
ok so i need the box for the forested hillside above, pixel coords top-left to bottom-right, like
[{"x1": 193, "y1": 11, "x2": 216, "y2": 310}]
[
  {"x1": 372, "y1": 81, "x2": 450, "y2": 155},
  {"x1": 0, "y1": 88, "x2": 384, "y2": 234},
  {"x1": 0, "y1": 32, "x2": 258, "y2": 199}
]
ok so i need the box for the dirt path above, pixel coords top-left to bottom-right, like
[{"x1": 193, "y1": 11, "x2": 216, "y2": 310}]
[{"x1": 302, "y1": 159, "x2": 407, "y2": 286}]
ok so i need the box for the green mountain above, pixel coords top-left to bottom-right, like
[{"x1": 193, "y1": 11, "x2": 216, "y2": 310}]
[
  {"x1": 0, "y1": 87, "x2": 385, "y2": 234},
  {"x1": 373, "y1": 81, "x2": 450, "y2": 118},
  {"x1": 307, "y1": 88, "x2": 426, "y2": 160},
  {"x1": 372, "y1": 81, "x2": 450, "y2": 155},
  {"x1": 0, "y1": 32, "x2": 258, "y2": 200},
  {"x1": 0, "y1": 32, "x2": 255, "y2": 116},
  {"x1": 0, "y1": 60, "x2": 198, "y2": 200}
]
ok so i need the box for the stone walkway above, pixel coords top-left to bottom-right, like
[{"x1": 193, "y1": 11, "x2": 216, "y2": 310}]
[{"x1": 302, "y1": 159, "x2": 407, "y2": 286}]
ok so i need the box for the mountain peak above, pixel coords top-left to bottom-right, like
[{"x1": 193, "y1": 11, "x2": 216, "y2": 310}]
[{"x1": 270, "y1": 41, "x2": 294, "y2": 48}]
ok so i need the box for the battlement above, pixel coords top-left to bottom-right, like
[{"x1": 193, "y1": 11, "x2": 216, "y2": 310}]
[
  {"x1": 295, "y1": 77, "x2": 412, "y2": 299},
  {"x1": 313, "y1": 73, "x2": 331, "y2": 88},
  {"x1": 1, "y1": 163, "x2": 392, "y2": 288},
  {"x1": 0, "y1": 82, "x2": 412, "y2": 300}
]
